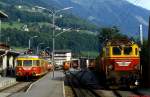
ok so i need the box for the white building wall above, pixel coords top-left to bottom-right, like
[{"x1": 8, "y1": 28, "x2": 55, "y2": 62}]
[
  {"x1": 2, "y1": 55, "x2": 7, "y2": 69},
  {"x1": 9, "y1": 56, "x2": 13, "y2": 68},
  {"x1": 54, "y1": 52, "x2": 72, "y2": 66}
]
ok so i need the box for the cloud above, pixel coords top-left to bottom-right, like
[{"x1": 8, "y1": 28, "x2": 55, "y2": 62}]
[{"x1": 127, "y1": 0, "x2": 150, "y2": 10}]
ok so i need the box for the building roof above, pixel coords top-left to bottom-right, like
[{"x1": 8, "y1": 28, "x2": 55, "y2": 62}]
[
  {"x1": 54, "y1": 50, "x2": 71, "y2": 53},
  {"x1": 105, "y1": 39, "x2": 134, "y2": 46},
  {"x1": 0, "y1": 11, "x2": 8, "y2": 18}
]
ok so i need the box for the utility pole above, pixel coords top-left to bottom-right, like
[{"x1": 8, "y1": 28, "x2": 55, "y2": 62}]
[
  {"x1": 139, "y1": 24, "x2": 143, "y2": 45},
  {"x1": 148, "y1": 16, "x2": 150, "y2": 87},
  {"x1": 0, "y1": 20, "x2": 1, "y2": 42}
]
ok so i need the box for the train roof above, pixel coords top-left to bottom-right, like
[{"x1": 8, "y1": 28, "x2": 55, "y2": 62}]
[
  {"x1": 105, "y1": 39, "x2": 135, "y2": 46},
  {"x1": 17, "y1": 55, "x2": 41, "y2": 59}
]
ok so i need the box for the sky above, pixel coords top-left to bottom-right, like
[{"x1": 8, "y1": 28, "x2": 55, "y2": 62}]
[{"x1": 127, "y1": 0, "x2": 150, "y2": 10}]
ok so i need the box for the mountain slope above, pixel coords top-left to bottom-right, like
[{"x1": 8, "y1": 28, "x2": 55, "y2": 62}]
[
  {"x1": 0, "y1": 0, "x2": 99, "y2": 53},
  {"x1": 42, "y1": 0, "x2": 150, "y2": 37}
]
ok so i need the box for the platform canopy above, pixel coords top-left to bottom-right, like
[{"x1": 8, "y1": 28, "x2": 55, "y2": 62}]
[{"x1": 0, "y1": 11, "x2": 8, "y2": 18}]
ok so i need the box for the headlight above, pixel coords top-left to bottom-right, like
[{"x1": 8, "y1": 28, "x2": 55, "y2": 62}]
[
  {"x1": 32, "y1": 67, "x2": 37, "y2": 71},
  {"x1": 135, "y1": 80, "x2": 139, "y2": 85},
  {"x1": 108, "y1": 65, "x2": 113, "y2": 70},
  {"x1": 18, "y1": 67, "x2": 22, "y2": 70}
]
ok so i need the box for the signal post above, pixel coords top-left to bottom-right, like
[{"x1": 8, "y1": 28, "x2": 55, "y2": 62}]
[{"x1": 148, "y1": 16, "x2": 150, "y2": 87}]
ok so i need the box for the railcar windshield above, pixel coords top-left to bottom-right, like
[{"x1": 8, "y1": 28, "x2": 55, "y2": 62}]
[
  {"x1": 33, "y1": 60, "x2": 40, "y2": 66},
  {"x1": 112, "y1": 47, "x2": 121, "y2": 55},
  {"x1": 23, "y1": 60, "x2": 32, "y2": 66},
  {"x1": 124, "y1": 47, "x2": 132, "y2": 55},
  {"x1": 17, "y1": 60, "x2": 22, "y2": 66}
]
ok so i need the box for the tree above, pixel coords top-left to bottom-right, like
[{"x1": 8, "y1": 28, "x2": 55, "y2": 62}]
[{"x1": 98, "y1": 26, "x2": 127, "y2": 45}]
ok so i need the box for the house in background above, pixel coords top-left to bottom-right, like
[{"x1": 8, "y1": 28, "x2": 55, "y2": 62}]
[{"x1": 54, "y1": 50, "x2": 72, "y2": 69}]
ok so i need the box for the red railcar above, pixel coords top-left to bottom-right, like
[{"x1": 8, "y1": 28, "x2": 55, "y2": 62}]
[
  {"x1": 87, "y1": 58, "x2": 96, "y2": 70},
  {"x1": 15, "y1": 55, "x2": 48, "y2": 80},
  {"x1": 63, "y1": 61, "x2": 71, "y2": 71}
]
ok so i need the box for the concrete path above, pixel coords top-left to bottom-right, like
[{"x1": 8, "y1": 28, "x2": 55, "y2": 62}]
[
  {"x1": 11, "y1": 71, "x2": 65, "y2": 97},
  {"x1": 0, "y1": 77, "x2": 16, "y2": 90}
]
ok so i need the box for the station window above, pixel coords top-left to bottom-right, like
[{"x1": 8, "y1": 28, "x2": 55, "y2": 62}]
[
  {"x1": 17, "y1": 60, "x2": 22, "y2": 66},
  {"x1": 23, "y1": 60, "x2": 32, "y2": 66},
  {"x1": 113, "y1": 47, "x2": 121, "y2": 55},
  {"x1": 124, "y1": 47, "x2": 132, "y2": 55}
]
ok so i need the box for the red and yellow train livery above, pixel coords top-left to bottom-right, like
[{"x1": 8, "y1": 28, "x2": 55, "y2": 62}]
[
  {"x1": 96, "y1": 39, "x2": 141, "y2": 87},
  {"x1": 15, "y1": 55, "x2": 48, "y2": 80},
  {"x1": 63, "y1": 59, "x2": 80, "y2": 71}
]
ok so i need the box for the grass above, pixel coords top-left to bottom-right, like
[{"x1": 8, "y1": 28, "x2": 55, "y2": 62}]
[
  {"x1": 1, "y1": 22, "x2": 51, "y2": 30},
  {"x1": 12, "y1": 47, "x2": 28, "y2": 51},
  {"x1": 1, "y1": 22, "x2": 24, "y2": 30},
  {"x1": 80, "y1": 51, "x2": 99, "y2": 58}
]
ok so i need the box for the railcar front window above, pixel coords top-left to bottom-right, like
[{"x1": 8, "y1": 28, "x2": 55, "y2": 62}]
[
  {"x1": 124, "y1": 47, "x2": 132, "y2": 55},
  {"x1": 17, "y1": 60, "x2": 22, "y2": 66},
  {"x1": 33, "y1": 60, "x2": 40, "y2": 66},
  {"x1": 113, "y1": 47, "x2": 121, "y2": 55},
  {"x1": 23, "y1": 60, "x2": 32, "y2": 66}
]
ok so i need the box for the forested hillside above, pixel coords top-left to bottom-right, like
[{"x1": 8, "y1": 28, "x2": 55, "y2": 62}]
[{"x1": 0, "y1": 0, "x2": 99, "y2": 56}]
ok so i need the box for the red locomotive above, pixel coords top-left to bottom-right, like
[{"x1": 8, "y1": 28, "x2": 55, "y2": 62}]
[{"x1": 96, "y1": 39, "x2": 141, "y2": 88}]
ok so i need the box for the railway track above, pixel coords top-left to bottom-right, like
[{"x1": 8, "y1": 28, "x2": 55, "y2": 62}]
[
  {"x1": 66, "y1": 71, "x2": 101, "y2": 97},
  {"x1": 65, "y1": 70, "x2": 146, "y2": 97},
  {"x1": 0, "y1": 82, "x2": 32, "y2": 97}
]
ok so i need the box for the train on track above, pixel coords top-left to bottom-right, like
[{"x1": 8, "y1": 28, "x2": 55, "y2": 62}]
[
  {"x1": 96, "y1": 39, "x2": 141, "y2": 88},
  {"x1": 63, "y1": 59, "x2": 80, "y2": 71},
  {"x1": 15, "y1": 55, "x2": 52, "y2": 80},
  {"x1": 63, "y1": 58, "x2": 96, "y2": 71}
]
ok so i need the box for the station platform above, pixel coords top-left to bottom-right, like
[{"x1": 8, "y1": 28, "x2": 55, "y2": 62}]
[
  {"x1": 0, "y1": 77, "x2": 16, "y2": 90},
  {"x1": 11, "y1": 71, "x2": 65, "y2": 97}
]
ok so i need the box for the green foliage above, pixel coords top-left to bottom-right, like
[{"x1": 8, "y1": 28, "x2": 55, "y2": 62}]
[
  {"x1": 0, "y1": 0, "x2": 99, "y2": 54},
  {"x1": 97, "y1": 26, "x2": 128, "y2": 46},
  {"x1": 1, "y1": 28, "x2": 98, "y2": 53}
]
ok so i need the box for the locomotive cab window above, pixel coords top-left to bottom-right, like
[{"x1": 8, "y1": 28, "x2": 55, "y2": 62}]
[
  {"x1": 124, "y1": 47, "x2": 132, "y2": 55},
  {"x1": 112, "y1": 47, "x2": 121, "y2": 55},
  {"x1": 23, "y1": 60, "x2": 32, "y2": 66}
]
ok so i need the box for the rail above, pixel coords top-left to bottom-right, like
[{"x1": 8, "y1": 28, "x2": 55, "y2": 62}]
[{"x1": 64, "y1": 70, "x2": 145, "y2": 97}]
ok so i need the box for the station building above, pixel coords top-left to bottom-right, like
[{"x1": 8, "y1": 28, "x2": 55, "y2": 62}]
[
  {"x1": 54, "y1": 50, "x2": 72, "y2": 68},
  {"x1": 0, "y1": 11, "x2": 20, "y2": 77}
]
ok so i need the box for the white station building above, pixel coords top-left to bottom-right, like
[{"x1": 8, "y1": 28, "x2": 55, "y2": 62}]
[{"x1": 54, "y1": 50, "x2": 72, "y2": 67}]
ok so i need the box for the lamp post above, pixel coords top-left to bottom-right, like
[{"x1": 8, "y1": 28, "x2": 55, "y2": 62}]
[
  {"x1": 28, "y1": 36, "x2": 38, "y2": 49},
  {"x1": 35, "y1": 6, "x2": 73, "y2": 78},
  {"x1": 37, "y1": 43, "x2": 45, "y2": 54}
]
